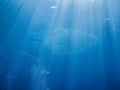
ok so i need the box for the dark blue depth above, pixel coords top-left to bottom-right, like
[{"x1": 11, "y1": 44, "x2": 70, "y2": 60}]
[{"x1": 0, "y1": 0, "x2": 120, "y2": 90}]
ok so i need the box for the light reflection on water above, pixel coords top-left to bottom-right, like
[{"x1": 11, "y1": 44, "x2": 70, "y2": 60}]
[{"x1": 0, "y1": 0, "x2": 120, "y2": 90}]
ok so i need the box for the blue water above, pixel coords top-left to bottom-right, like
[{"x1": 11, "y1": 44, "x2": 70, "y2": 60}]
[{"x1": 0, "y1": 0, "x2": 120, "y2": 90}]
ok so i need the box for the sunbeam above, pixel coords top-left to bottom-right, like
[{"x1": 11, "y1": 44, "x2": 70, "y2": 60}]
[{"x1": 0, "y1": 0, "x2": 120, "y2": 90}]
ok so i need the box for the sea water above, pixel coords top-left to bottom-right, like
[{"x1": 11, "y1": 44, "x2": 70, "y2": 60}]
[{"x1": 0, "y1": 0, "x2": 120, "y2": 90}]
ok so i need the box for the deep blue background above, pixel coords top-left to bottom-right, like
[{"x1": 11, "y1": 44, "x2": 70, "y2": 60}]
[{"x1": 0, "y1": 0, "x2": 120, "y2": 90}]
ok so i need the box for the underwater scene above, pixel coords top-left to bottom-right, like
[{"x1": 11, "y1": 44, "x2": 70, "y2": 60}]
[{"x1": 0, "y1": 0, "x2": 120, "y2": 90}]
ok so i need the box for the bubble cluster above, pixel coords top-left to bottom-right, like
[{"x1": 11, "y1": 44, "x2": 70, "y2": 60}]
[
  {"x1": 31, "y1": 62, "x2": 50, "y2": 90},
  {"x1": 16, "y1": 51, "x2": 50, "y2": 90},
  {"x1": 44, "y1": 28, "x2": 98, "y2": 55}
]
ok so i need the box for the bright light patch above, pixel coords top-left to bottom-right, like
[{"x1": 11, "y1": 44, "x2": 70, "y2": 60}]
[{"x1": 51, "y1": 6, "x2": 57, "y2": 9}]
